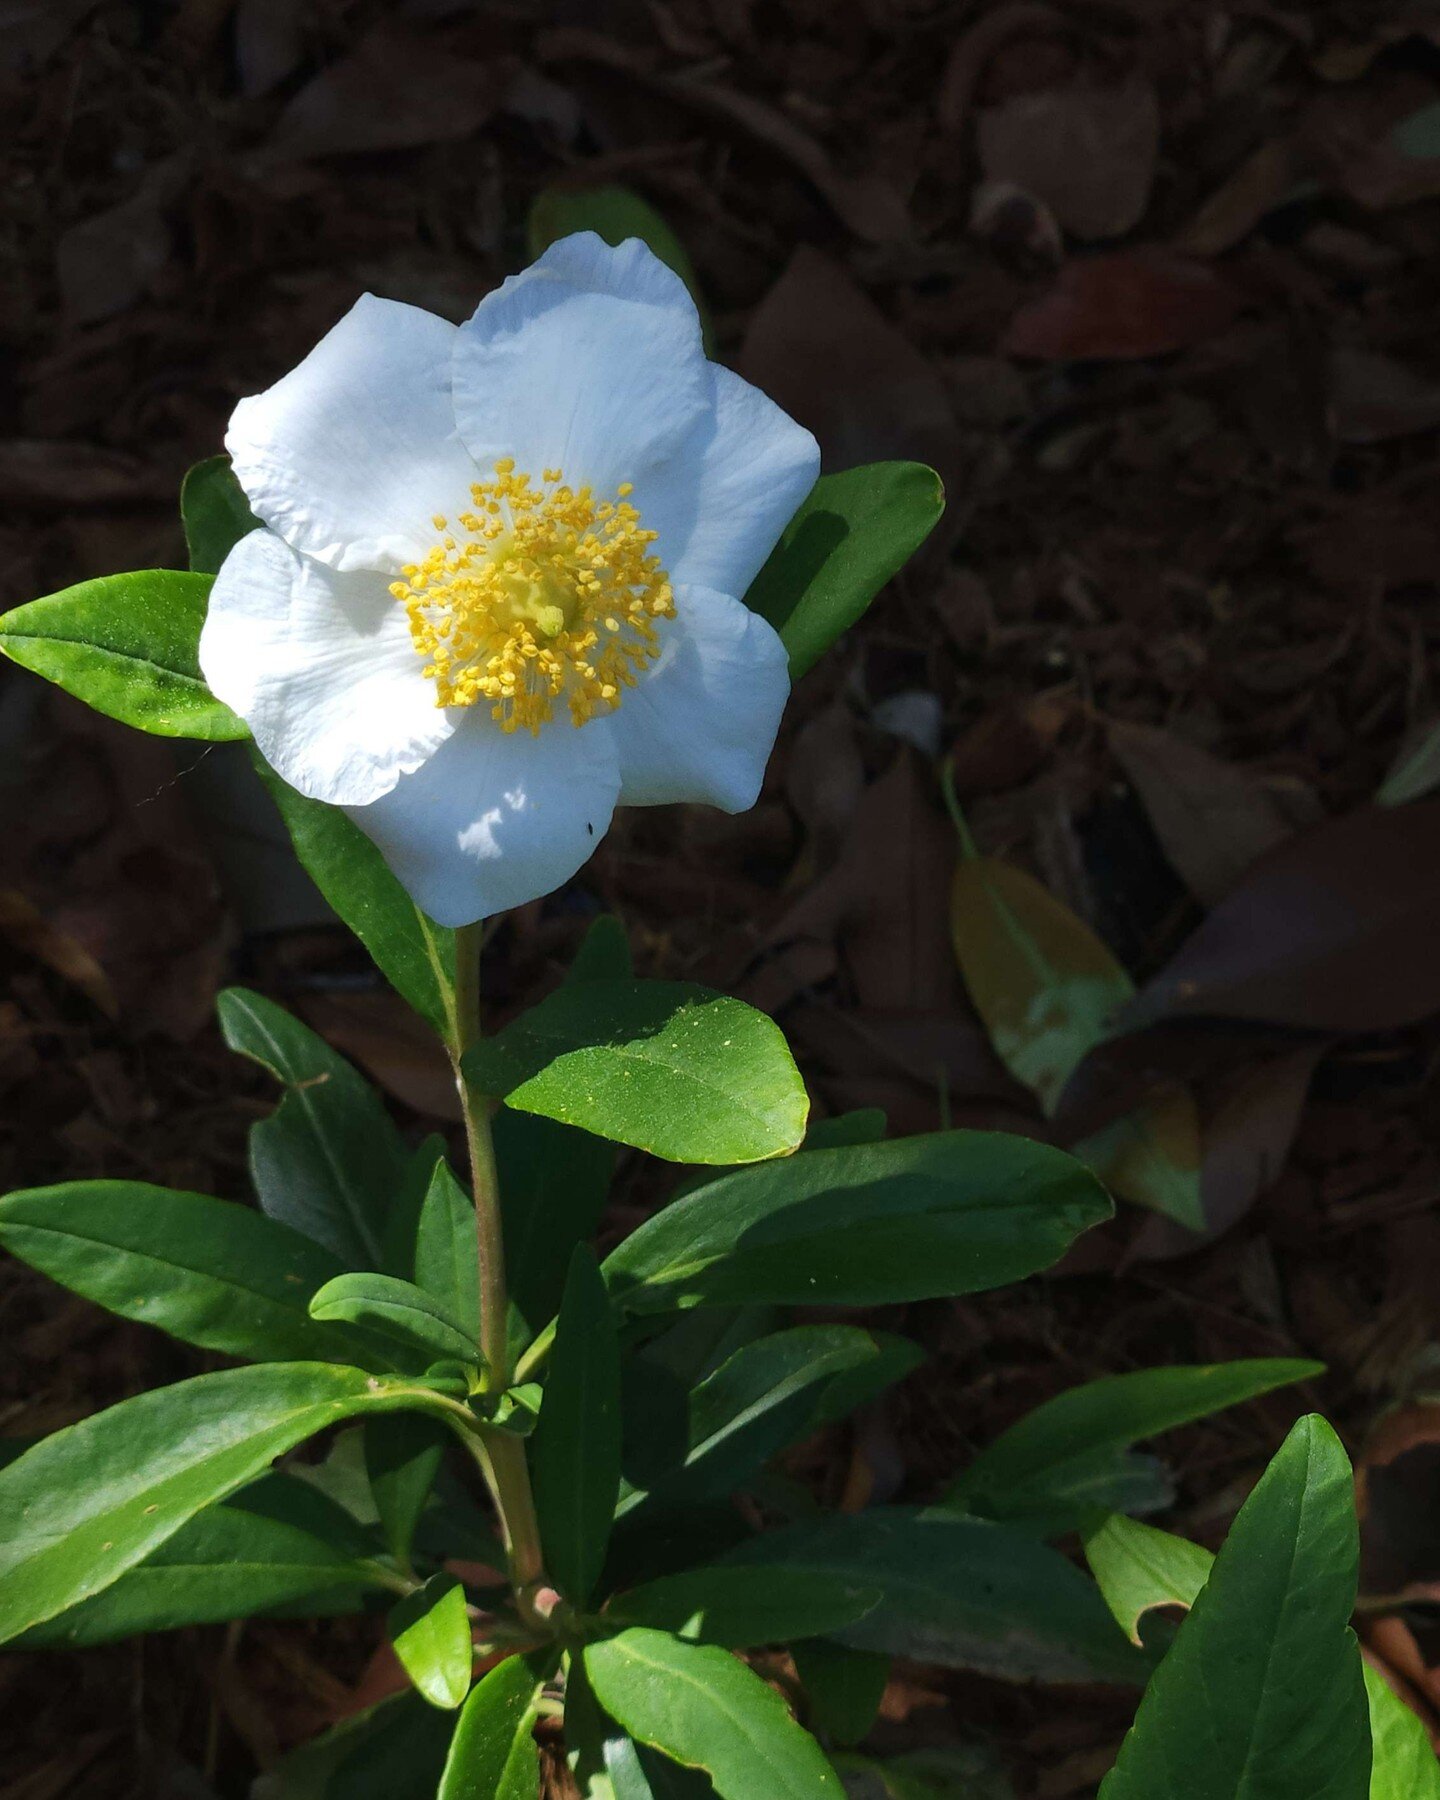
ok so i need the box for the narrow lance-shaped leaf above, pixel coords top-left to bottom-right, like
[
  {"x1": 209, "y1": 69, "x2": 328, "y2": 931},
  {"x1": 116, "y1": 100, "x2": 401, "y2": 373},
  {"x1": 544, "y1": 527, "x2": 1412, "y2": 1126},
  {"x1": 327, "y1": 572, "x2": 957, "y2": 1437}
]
[
  {"x1": 790, "y1": 1641, "x2": 890, "y2": 1750},
  {"x1": 310, "y1": 1272, "x2": 481, "y2": 1373},
  {"x1": 497, "y1": 1110, "x2": 614, "y2": 1350},
  {"x1": 0, "y1": 570, "x2": 247, "y2": 740},
  {"x1": 945, "y1": 1358, "x2": 1323, "y2": 1534},
  {"x1": 0, "y1": 1179, "x2": 392, "y2": 1366},
  {"x1": 255, "y1": 758, "x2": 457, "y2": 1038},
  {"x1": 1098, "y1": 1415, "x2": 1370, "y2": 1800},
  {"x1": 745, "y1": 462, "x2": 945, "y2": 679},
  {"x1": 366, "y1": 1410, "x2": 452, "y2": 1566},
  {"x1": 218, "y1": 986, "x2": 408, "y2": 1268},
  {"x1": 438, "y1": 1651, "x2": 547, "y2": 1800},
  {"x1": 603, "y1": 1131, "x2": 1111, "y2": 1315},
  {"x1": 607, "y1": 1564, "x2": 879, "y2": 1649},
  {"x1": 465, "y1": 978, "x2": 808, "y2": 1165},
  {"x1": 15, "y1": 1500, "x2": 387, "y2": 1648},
  {"x1": 390, "y1": 1575, "x2": 474, "y2": 1711},
  {"x1": 532, "y1": 1245, "x2": 621, "y2": 1605},
  {"x1": 253, "y1": 1693, "x2": 457, "y2": 1800},
  {"x1": 584, "y1": 1628, "x2": 844, "y2": 1800},
  {"x1": 0, "y1": 1362, "x2": 450, "y2": 1644},
  {"x1": 1365, "y1": 1663, "x2": 1440, "y2": 1800}
]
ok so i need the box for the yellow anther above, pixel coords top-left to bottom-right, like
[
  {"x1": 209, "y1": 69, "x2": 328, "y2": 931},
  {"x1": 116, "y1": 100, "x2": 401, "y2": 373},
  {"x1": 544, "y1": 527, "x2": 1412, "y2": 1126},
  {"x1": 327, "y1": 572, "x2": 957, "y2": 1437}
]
[{"x1": 394, "y1": 469, "x2": 673, "y2": 733}]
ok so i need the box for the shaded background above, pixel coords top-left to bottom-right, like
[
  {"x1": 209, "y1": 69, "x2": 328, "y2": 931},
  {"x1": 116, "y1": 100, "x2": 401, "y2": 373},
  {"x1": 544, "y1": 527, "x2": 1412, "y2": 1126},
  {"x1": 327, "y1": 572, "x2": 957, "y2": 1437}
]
[{"x1": 6, "y1": 0, "x2": 1440, "y2": 1793}]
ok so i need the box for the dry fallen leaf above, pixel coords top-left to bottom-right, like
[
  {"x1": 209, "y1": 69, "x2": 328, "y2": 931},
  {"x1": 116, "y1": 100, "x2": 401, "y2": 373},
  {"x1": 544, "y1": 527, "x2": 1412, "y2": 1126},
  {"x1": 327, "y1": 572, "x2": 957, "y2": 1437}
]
[
  {"x1": 977, "y1": 77, "x2": 1159, "y2": 240},
  {"x1": 1003, "y1": 252, "x2": 1244, "y2": 361}
]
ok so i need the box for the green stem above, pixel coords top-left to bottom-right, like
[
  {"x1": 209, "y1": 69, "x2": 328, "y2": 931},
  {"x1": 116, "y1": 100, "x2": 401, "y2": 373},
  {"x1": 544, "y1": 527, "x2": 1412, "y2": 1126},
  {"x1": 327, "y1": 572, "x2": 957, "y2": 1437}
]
[{"x1": 449, "y1": 923, "x2": 548, "y2": 1616}]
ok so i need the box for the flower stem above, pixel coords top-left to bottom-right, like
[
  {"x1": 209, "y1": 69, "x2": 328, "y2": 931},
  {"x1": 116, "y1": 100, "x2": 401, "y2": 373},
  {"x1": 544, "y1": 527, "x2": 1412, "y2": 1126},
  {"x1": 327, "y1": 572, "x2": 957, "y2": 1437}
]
[{"x1": 448, "y1": 923, "x2": 547, "y2": 1611}]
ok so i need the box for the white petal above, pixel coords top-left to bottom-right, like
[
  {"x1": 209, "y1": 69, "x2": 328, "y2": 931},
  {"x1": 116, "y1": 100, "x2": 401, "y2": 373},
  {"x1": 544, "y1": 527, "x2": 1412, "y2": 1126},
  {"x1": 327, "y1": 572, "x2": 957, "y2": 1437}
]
[
  {"x1": 201, "y1": 529, "x2": 455, "y2": 806},
  {"x1": 610, "y1": 585, "x2": 791, "y2": 812},
  {"x1": 345, "y1": 711, "x2": 621, "y2": 927},
  {"x1": 451, "y1": 233, "x2": 710, "y2": 497},
  {"x1": 634, "y1": 363, "x2": 820, "y2": 598},
  {"x1": 226, "y1": 294, "x2": 481, "y2": 574}
]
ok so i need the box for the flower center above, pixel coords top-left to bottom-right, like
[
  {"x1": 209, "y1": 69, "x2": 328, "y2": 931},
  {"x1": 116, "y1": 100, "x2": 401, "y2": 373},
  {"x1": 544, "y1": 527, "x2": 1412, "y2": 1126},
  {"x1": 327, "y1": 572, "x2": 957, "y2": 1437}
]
[{"x1": 391, "y1": 461, "x2": 675, "y2": 732}]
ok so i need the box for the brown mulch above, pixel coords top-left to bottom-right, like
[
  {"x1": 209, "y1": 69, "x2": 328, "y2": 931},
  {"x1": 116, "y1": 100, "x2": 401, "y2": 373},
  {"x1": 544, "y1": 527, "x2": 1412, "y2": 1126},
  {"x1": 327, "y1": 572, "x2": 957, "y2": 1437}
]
[{"x1": 5, "y1": 1, "x2": 1440, "y2": 1793}]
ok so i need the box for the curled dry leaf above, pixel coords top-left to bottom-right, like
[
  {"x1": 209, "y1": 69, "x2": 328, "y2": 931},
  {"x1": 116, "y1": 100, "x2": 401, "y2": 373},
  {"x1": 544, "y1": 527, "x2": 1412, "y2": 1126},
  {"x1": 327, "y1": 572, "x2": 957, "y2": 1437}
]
[
  {"x1": 976, "y1": 77, "x2": 1160, "y2": 241},
  {"x1": 1128, "y1": 1043, "x2": 1325, "y2": 1261},
  {"x1": 1123, "y1": 800, "x2": 1440, "y2": 1033},
  {"x1": 1003, "y1": 252, "x2": 1243, "y2": 361},
  {"x1": 1107, "y1": 719, "x2": 1293, "y2": 907},
  {"x1": 937, "y1": 2, "x2": 1068, "y2": 132}
]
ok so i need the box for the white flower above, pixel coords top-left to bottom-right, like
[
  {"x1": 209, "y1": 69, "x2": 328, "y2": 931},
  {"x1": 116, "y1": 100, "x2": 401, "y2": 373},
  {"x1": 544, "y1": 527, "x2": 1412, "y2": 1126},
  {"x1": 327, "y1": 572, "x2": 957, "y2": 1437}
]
[{"x1": 200, "y1": 234, "x2": 819, "y2": 927}]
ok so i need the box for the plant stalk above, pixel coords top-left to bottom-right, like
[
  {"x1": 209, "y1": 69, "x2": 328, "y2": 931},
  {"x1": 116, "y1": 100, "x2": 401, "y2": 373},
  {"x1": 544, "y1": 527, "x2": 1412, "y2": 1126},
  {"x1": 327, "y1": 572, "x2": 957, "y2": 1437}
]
[{"x1": 449, "y1": 923, "x2": 547, "y2": 1612}]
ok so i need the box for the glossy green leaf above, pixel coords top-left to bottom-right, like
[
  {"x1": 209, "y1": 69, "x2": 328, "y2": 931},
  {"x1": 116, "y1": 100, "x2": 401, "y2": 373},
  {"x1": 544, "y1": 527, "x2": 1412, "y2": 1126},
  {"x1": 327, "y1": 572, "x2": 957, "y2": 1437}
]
[
  {"x1": 610, "y1": 1741, "x2": 720, "y2": 1799},
  {"x1": 947, "y1": 1359, "x2": 1322, "y2": 1534},
  {"x1": 218, "y1": 986, "x2": 408, "y2": 1268},
  {"x1": 438, "y1": 1651, "x2": 545, "y2": 1800},
  {"x1": 366, "y1": 1411, "x2": 451, "y2": 1565},
  {"x1": 949, "y1": 848, "x2": 1133, "y2": 1116},
  {"x1": 253, "y1": 1692, "x2": 456, "y2": 1800},
  {"x1": 585, "y1": 1628, "x2": 843, "y2": 1800},
  {"x1": 1366, "y1": 1664, "x2": 1440, "y2": 1800},
  {"x1": 465, "y1": 979, "x2": 808, "y2": 1164},
  {"x1": 310, "y1": 1272, "x2": 480, "y2": 1372},
  {"x1": 533, "y1": 1246, "x2": 621, "y2": 1605},
  {"x1": 496, "y1": 1110, "x2": 614, "y2": 1346},
  {"x1": 0, "y1": 570, "x2": 246, "y2": 740},
  {"x1": 0, "y1": 1362, "x2": 441, "y2": 1643},
  {"x1": 238, "y1": 1466, "x2": 381, "y2": 1560},
  {"x1": 0, "y1": 1179, "x2": 384, "y2": 1365},
  {"x1": 181, "y1": 454, "x2": 261, "y2": 575},
  {"x1": 567, "y1": 913, "x2": 635, "y2": 986},
  {"x1": 15, "y1": 1499, "x2": 383, "y2": 1647},
  {"x1": 619, "y1": 1327, "x2": 889, "y2": 1518},
  {"x1": 604, "y1": 1131, "x2": 1110, "y2": 1314},
  {"x1": 745, "y1": 462, "x2": 945, "y2": 679},
  {"x1": 1081, "y1": 1514, "x2": 1214, "y2": 1646},
  {"x1": 528, "y1": 186, "x2": 711, "y2": 348},
  {"x1": 608, "y1": 1564, "x2": 879, "y2": 1648},
  {"x1": 255, "y1": 761, "x2": 457, "y2": 1037},
  {"x1": 391, "y1": 1575, "x2": 474, "y2": 1710},
  {"x1": 810, "y1": 1331, "x2": 925, "y2": 1429},
  {"x1": 1098, "y1": 1416, "x2": 1369, "y2": 1800},
  {"x1": 791, "y1": 1641, "x2": 889, "y2": 1749},
  {"x1": 718, "y1": 1510, "x2": 1147, "y2": 1686},
  {"x1": 412, "y1": 1156, "x2": 481, "y2": 1341},
  {"x1": 803, "y1": 1109, "x2": 888, "y2": 1151}
]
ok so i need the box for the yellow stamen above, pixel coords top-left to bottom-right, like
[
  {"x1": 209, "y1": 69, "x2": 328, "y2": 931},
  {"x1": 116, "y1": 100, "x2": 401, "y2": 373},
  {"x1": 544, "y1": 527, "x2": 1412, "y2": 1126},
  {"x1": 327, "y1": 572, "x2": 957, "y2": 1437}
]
[{"x1": 394, "y1": 464, "x2": 675, "y2": 733}]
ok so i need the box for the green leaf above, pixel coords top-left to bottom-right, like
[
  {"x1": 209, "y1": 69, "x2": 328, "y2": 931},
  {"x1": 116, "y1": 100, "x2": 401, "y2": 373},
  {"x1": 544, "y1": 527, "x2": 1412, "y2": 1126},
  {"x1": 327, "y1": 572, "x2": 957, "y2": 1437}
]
[
  {"x1": 181, "y1": 454, "x2": 261, "y2": 575},
  {"x1": 948, "y1": 847, "x2": 1134, "y2": 1116},
  {"x1": 567, "y1": 913, "x2": 635, "y2": 986},
  {"x1": 619, "y1": 1327, "x2": 889, "y2": 1517},
  {"x1": 255, "y1": 761, "x2": 457, "y2": 1037},
  {"x1": 527, "y1": 186, "x2": 711, "y2": 349},
  {"x1": 744, "y1": 463, "x2": 944, "y2": 680},
  {"x1": 834, "y1": 1747, "x2": 1015, "y2": 1800},
  {"x1": 496, "y1": 1110, "x2": 614, "y2": 1346},
  {"x1": 1098, "y1": 1416, "x2": 1369, "y2": 1800},
  {"x1": 607, "y1": 1564, "x2": 879, "y2": 1648},
  {"x1": 0, "y1": 1179, "x2": 384, "y2": 1365},
  {"x1": 0, "y1": 570, "x2": 246, "y2": 740},
  {"x1": 718, "y1": 1510, "x2": 1147, "y2": 1686},
  {"x1": 1366, "y1": 1664, "x2": 1440, "y2": 1800},
  {"x1": 218, "y1": 986, "x2": 408, "y2": 1268},
  {"x1": 532, "y1": 1245, "x2": 622, "y2": 1605},
  {"x1": 1081, "y1": 1514, "x2": 1215, "y2": 1646},
  {"x1": 0, "y1": 1361, "x2": 442, "y2": 1643},
  {"x1": 946, "y1": 1359, "x2": 1322, "y2": 1535},
  {"x1": 584, "y1": 1628, "x2": 843, "y2": 1800},
  {"x1": 14, "y1": 1499, "x2": 384, "y2": 1647},
  {"x1": 603, "y1": 1132, "x2": 1110, "y2": 1314},
  {"x1": 391, "y1": 1575, "x2": 474, "y2": 1711},
  {"x1": 438, "y1": 1651, "x2": 545, "y2": 1800},
  {"x1": 803, "y1": 1109, "x2": 887, "y2": 1152},
  {"x1": 791, "y1": 1641, "x2": 889, "y2": 1749},
  {"x1": 253, "y1": 1693, "x2": 456, "y2": 1800},
  {"x1": 310, "y1": 1273, "x2": 480, "y2": 1372},
  {"x1": 809, "y1": 1331, "x2": 925, "y2": 1429},
  {"x1": 366, "y1": 1411, "x2": 451, "y2": 1565},
  {"x1": 412, "y1": 1156, "x2": 481, "y2": 1341},
  {"x1": 465, "y1": 979, "x2": 808, "y2": 1165}
]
